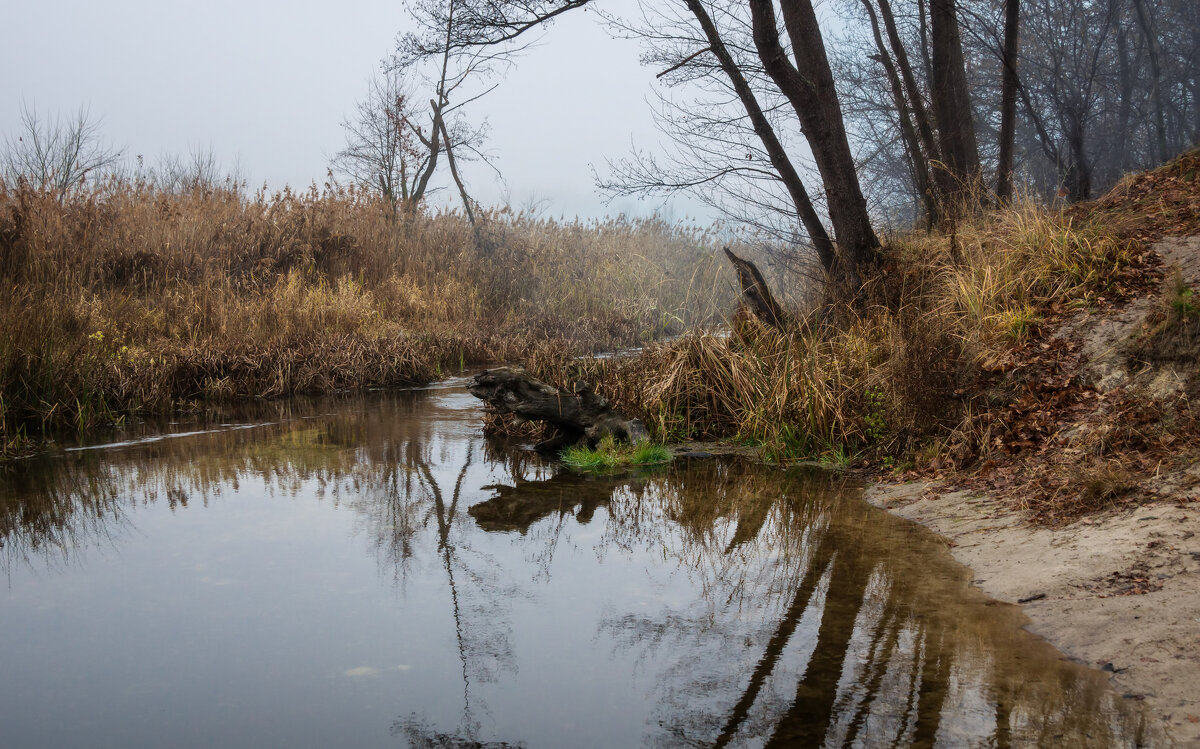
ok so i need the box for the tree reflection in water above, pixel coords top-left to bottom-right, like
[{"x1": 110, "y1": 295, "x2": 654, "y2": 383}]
[
  {"x1": 0, "y1": 389, "x2": 1157, "y2": 748},
  {"x1": 583, "y1": 464, "x2": 1153, "y2": 747}
]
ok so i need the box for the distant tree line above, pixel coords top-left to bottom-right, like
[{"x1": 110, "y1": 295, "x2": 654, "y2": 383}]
[
  {"x1": 839, "y1": 0, "x2": 1200, "y2": 225},
  {"x1": 6, "y1": 0, "x2": 1194, "y2": 295},
  {"x1": 347, "y1": 0, "x2": 1195, "y2": 292}
]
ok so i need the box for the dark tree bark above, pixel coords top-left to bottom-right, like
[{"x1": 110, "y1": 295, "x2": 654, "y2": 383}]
[
  {"x1": 1132, "y1": 0, "x2": 1169, "y2": 164},
  {"x1": 748, "y1": 0, "x2": 880, "y2": 289},
  {"x1": 996, "y1": 0, "x2": 1021, "y2": 203},
  {"x1": 930, "y1": 0, "x2": 982, "y2": 207},
  {"x1": 409, "y1": 108, "x2": 443, "y2": 204},
  {"x1": 1064, "y1": 115, "x2": 1092, "y2": 200},
  {"x1": 437, "y1": 114, "x2": 477, "y2": 226},
  {"x1": 862, "y1": 0, "x2": 937, "y2": 224},
  {"x1": 682, "y1": 0, "x2": 836, "y2": 273},
  {"x1": 468, "y1": 368, "x2": 640, "y2": 447},
  {"x1": 877, "y1": 0, "x2": 959, "y2": 225},
  {"x1": 1114, "y1": 29, "x2": 1136, "y2": 174},
  {"x1": 918, "y1": 0, "x2": 935, "y2": 92},
  {"x1": 1192, "y1": 24, "x2": 1200, "y2": 145}
]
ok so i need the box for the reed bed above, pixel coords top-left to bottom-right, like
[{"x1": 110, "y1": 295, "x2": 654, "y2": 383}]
[{"x1": 0, "y1": 178, "x2": 731, "y2": 455}]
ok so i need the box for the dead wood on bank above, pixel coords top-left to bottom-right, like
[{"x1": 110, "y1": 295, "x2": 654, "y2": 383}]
[
  {"x1": 468, "y1": 367, "x2": 643, "y2": 449},
  {"x1": 724, "y1": 246, "x2": 788, "y2": 329}
]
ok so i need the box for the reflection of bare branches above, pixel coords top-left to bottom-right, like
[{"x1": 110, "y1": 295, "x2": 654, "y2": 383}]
[
  {"x1": 591, "y1": 467, "x2": 1150, "y2": 748},
  {"x1": 1, "y1": 391, "x2": 1157, "y2": 748},
  {"x1": 713, "y1": 557, "x2": 835, "y2": 748},
  {"x1": 1, "y1": 391, "x2": 451, "y2": 573},
  {"x1": 390, "y1": 713, "x2": 525, "y2": 748},
  {"x1": 416, "y1": 444, "x2": 519, "y2": 741}
]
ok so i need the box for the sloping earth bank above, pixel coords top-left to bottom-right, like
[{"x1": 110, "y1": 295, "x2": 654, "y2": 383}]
[{"x1": 870, "y1": 235, "x2": 1200, "y2": 746}]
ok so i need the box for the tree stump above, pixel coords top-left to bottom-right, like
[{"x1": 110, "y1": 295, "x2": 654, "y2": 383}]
[{"x1": 724, "y1": 246, "x2": 788, "y2": 329}]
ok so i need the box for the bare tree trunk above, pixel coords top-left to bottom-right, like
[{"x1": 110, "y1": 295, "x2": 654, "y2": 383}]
[
  {"x1": 1132, "y1": 0, "x2": 1169, "y2": 164},
  {"x1": 918, "y1": 0, "x2": 936, "y2": 91},
  {"x1": 930, "y1": 0, "x2": 982, "y2": 209},
  {"x1": 724, "y1": 247, "x2": 787, "y2": 329},
  {"x1": 1017, "y1": 77, "x2": 1062, "y2": 168},
  {"x1": 1115, "y1": 29, "x2": 1136, "y2": 174},
  {"x1": 748, "y1": 0, "x2": 880, "y2": 290},
  {"x1": 410, "y1": 104, "x2": 443, "y2": 205},
  {"x1": 862, "y1": 0, "x2": 936, "y2": 224},
  {"x1": 409, "y1": 0, "x2": 456, "y2": 207},
  {"x1": 682, "y1": 0, "x2": 836, "y2": 273},
  {"x1": 437, "y1": 115, "x2": 477, "y2": 226},
  {"x1": 1065, "y1": 117, "x2": 1092, "y2": 201},
  {"x1": 1193, "y1": 26, "x2": 1200, "y2": 145},
  {"x1": 875, "y1": 0, "x2": 950, "y2": 224},
  {"x1": 996, "y1": 0, "x2": 1021, "y2": 203}
]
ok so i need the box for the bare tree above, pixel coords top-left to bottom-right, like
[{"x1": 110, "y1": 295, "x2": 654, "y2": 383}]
[
  {"x1": 399, "y1": 0, "x2": 885, "y2": 291},
  {"x1": 144, "y1": 144, "x2": 241, "y2": 194},
  {"x1": 748, "y1": 0, "x2": 881, "y2": 286},
  {"x1": 1131, "y1": 0, "x2": 1169, "y2": 163},
  {"x1": 1016, "y1": 0, "x2": 1119, "y2": 200},
  {"x1": 929, "y1": 0, "x2": 983, "y2": 204},
  {"x1": 392, "y1": 0, "x2": 514, "y2": 224},
  {"x1": 332, "y1": 67, "x2": 427, "y2": 209},
  {"x1": 598, "y1": 0, "x2": 835, "y2": 277},
  {"x1": 995, "y1": 0, "x2": 1021, "y2": 203},
  {"x1": 1, "y1": 102, "x2": 121, "y2": 200}
]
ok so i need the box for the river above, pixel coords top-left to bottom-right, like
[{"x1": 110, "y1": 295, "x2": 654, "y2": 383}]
[{"x1": 0, "y1": 378, "x2": 1155, "y2": 747}]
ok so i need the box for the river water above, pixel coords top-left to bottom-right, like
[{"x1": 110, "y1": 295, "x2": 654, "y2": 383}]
[{"x1": 0, "y1": 379, "x2": 1154, "y2": 747}]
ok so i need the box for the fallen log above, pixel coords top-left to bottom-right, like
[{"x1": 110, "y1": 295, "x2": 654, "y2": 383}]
[
  {"x1": 724, "y1": 246, "x2": 787, "y2": 330},
  {"x1": 468, "y1": 367, "x2": 644, "y2": 448}
]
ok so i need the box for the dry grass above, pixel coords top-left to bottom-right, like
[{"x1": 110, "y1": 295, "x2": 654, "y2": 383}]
[
  {"x1": 506, "y1": 196, "x2": 1152, "y2": 470},
  {"x1": 0, "y1": 178, "x2": 731, "y2": 455}
]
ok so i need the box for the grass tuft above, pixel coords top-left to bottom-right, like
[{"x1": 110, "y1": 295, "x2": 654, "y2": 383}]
[{"x1": 561, "y1": 437, "x2": 672, "y2": 473}]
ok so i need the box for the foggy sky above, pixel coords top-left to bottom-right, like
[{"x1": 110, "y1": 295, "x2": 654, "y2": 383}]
[{"x1": 1, "y1": 0, "x2": 707, "y2": 222}]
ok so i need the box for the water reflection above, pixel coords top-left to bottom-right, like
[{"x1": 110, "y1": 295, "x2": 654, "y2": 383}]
[{"x1": 0, "y1": 386, "x2": 1157, "y2": 748}]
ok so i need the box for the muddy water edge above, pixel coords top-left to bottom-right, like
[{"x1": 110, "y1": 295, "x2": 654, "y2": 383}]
[{"x1": 0, "y1": 380, "x2": 1161, "y2": 747}]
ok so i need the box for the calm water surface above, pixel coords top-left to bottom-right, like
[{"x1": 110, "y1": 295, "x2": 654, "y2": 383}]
[{"x1": 0, "y1": 380, "x2": 1154, "y2": 747}]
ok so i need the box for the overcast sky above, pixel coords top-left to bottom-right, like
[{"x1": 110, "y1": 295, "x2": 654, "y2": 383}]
[{"x1": 1, "y1": 0, "x2": 708, "y2": 222}]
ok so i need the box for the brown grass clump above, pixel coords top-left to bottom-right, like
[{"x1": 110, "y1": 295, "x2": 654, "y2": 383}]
[
  {"x1": 0, "y1": 178, "x2": 731, "y2": 455},
  {"x1": 479, "y1": 155, "x2": 1199, "y2": 522}
]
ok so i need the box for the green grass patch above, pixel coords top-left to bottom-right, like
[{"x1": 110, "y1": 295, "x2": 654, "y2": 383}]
[
  {"x1": 561, "y1": 437, "x2": 672, "y2": 473},
  {"x1": 631, "y1": 442, "x2": 672, "y2": 465}
]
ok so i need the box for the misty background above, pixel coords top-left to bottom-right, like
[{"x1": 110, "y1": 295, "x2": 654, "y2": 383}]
[{"x1": 0, "y1": 0, "x2": 707, "y2": 221}]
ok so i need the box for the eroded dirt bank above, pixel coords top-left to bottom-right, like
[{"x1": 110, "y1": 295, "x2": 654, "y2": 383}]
[{"x1": 861, "y1": 234, "x2": 1200, "y2": 746}]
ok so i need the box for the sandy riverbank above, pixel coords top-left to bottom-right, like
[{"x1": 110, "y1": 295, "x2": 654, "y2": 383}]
[{"x1": 866, "y1": 479, "x2": 1200, "y2": 746}]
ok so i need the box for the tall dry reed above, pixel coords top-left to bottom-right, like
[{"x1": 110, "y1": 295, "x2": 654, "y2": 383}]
[{"x1": 0, "y1": 178, "x2": 732, "y2": 454}]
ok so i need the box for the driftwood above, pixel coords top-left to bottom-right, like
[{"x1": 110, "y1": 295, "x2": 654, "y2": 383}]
[
  {"x1": 468, "y1": 367, "x2": 643, "y2": 449},
  {"x1": 724, "y1": 247, "x2": 787, "y2": 329}
]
